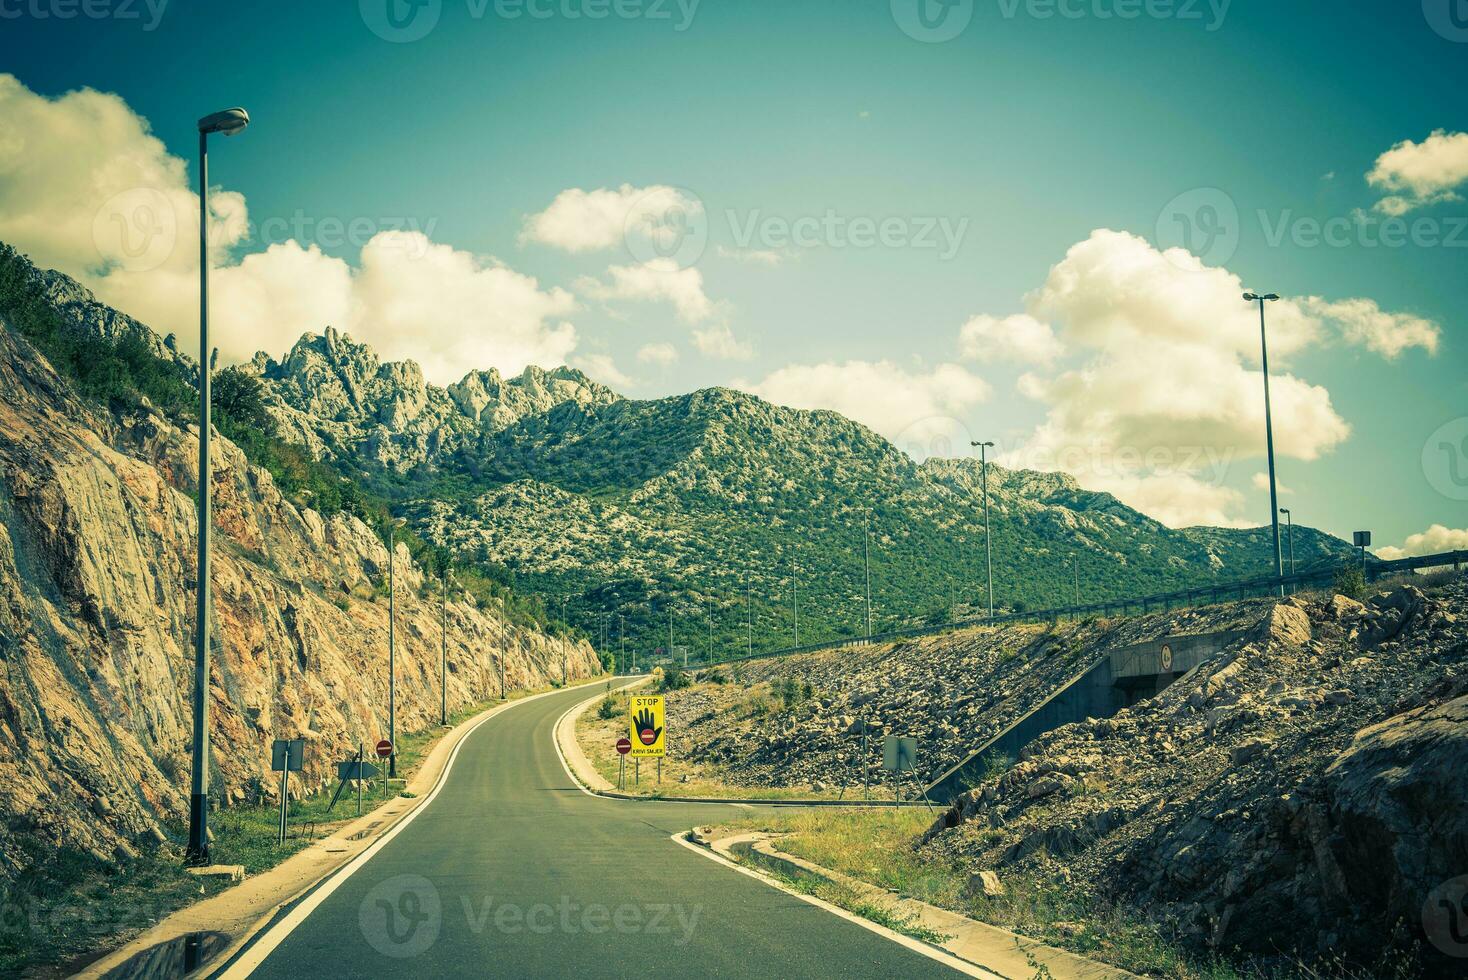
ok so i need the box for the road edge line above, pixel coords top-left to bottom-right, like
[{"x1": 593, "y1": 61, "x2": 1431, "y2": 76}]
[{"x1": 668, "y1": 831, "x2": 998, "y2": 979}]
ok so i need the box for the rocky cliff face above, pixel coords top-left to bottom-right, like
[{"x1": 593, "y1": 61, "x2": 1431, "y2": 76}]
[
  {"x1": 246, "y1": 327, "x2": 621, "y2": 471},
  {"x1": 0, "y1": 319, "x2": 600, "y2": 879},
  {"x1": 922, "y1": 581, "x2": 1468, "y2": 971}
]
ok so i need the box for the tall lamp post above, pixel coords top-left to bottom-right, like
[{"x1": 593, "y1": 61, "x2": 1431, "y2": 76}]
[
  {"x1": 388, "y1": 522, "x2": 399, "y2": 777},
  {"x1": 187, "y1": 106, "x2": 250, "y2": 867},
  {"x1": 970, "y1": 441, "x2": 996, "y2": 620},
  {"x1": 1244, "y1": 292, "x2": 1285, "y2": 597},
  {"x1": 440, "y1": 562, "x2": 449, "y2": 727},
  {"x1": 1280, "y1": 507, "x2": 1296, "y2": 582},
  {"x1": 863, "y1": 511, "x2": 873, "y2": 641}
]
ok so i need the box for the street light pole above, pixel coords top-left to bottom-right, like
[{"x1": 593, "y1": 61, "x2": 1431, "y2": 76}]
[
  {"x1": 440, "y1": 564, "x2": 448, "y2": 727},
  {"x1": 863, "y1": 514, "x2": 873, "y2": 641},
  {"x1": 746, "y1": 583, "x2": 753, "y2": 659},
  {"x1": 388, "y1": 523, "x2": 397, "y2": 777},
  {"x1": 1280, "y1": 507, "x2": 1296, "y2": 579},
  {"x1": 1245, "y1": 292, "x2": 1285, "y2": 597},
  {"x1": 971, "y1": 441, "x2": 996, "y2": 620},
  {"x1": 187, "y1": 106, "x2": 249, "y2": 867},
  {"x1": 791, "y1": 558, "x2": 800, "y2": 646}
]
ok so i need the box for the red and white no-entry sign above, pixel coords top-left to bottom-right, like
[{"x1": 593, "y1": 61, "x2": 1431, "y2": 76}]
[
  {"x1": 615, "y1": 737, "x2": 632, "y2": 756},
  {"x1": 375, "y1": 739, "x2": 393, "y2": 758}
]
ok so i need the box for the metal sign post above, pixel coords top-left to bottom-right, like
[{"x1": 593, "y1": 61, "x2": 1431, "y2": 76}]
[
  {"x1": 616, "y1": 737, "x2": 631, "y2": 790},
  {"x1": 882, "y1": 735, "x2": 917, "y2": 804},
  {"x1": 271, "y1": 738, "x2": 305, "y2": 844}
]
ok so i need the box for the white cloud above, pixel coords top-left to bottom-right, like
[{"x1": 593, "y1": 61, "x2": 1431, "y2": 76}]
[
  {"x1": 572, "y1": 352, "x2": 634, "y2": 389},
  {"x1": 577, "y1": 258, "x2": 713, "y2": 323},
  {"x1": 1375, "y1": 524, "x2": 1468, "y2": 560},
  {"x1": 637, "y1": 342, "x2": 679, "y2": 365},
  {"x1": 999, "y1": 230, "x2": 1364, "y2": 527},
  {"x1": 0, "y1": 75, "x2": 579, "y2": 383},
  {"x1": 1367, "y1": 130, "x2": 1468, "y2": 215},
  {"x1": 739, "y1": 360, "x2": 989, "y2": 454},
  {"x1": 958, "y1": 313, "x2": 1062, "y2": 365},
  {"x1": 691, "y1": 324, "x2": 753, "y2": 360},
  {"x1": 1299, "y1": 296, "x2": 1440, "y2": 359},
  {"x1": 1250, "y1": 471, "x2": 1294, "y2": 496},
  {"x1": 520, "y1": 184, "x2": 702, "y2": 253},
  {"x1": 351, "y1": 232, "x2": 577, "y2": 383}
]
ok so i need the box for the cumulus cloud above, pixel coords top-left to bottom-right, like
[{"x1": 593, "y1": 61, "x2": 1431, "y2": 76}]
[
  {"x1": 0, "y1": 75, "x2": 579, "y2": 383},
  {"x1": 571, "y1": 352, "x2": 634, "y2": 389},
  {"x1": 958, "y1": 313, "x2": 1062, "y2": 365},
  {"x1": 691, "y1": 324, "x2": 754, "y2": 360},
  {"x1": 1299, "y1": 296, "x2": 1440, "y2": 359},
  {"x1": 520, "y1": 184, "x2": 703, "y2": 254},
  {"x1": 1367, "y1": 130, "x2": 1468, "y2": 215},
  {"x1": 739, "y1": 360, "x2": 989, "y2": 455},
  {"x1": 1375, "y1": 524, "x2": 1468, "y2": 561},
  {"x1": 577, "y1": 259, "x2": 713, "y2": 323},
  {"x1": 637, "y1": 342, "x2": 679, "y2": 365},
  {"x1": 996, "y1": 230, "x2": 1362, "y2": 527},
  {"x1": 350, "y1": 232, "x2": 577, "y2": 383}
]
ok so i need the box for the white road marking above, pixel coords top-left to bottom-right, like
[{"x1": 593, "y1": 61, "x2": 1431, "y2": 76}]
[{"x1": 670, "y1": 832, "x2": 999, "y2": 979}]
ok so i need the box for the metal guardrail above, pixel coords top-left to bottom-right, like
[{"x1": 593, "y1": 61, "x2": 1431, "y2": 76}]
[{"x1": 710, "y1": 549, "x2": 1467, "y2": 667}]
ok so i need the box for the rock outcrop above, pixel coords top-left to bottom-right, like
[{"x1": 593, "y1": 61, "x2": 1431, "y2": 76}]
[
  {"x1": 0, "y1": 319, "x2": 600, "y2": 879},
  {"x1": 246, "y1": 327, "x2": 621, "y2": 472},
  {"x1": 920, "y1": 583, "x2": 1468, "y2": 971}
]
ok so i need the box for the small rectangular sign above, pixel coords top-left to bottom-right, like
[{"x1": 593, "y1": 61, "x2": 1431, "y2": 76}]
[
  {"x1": 272, "y1": 738, "x2": 305, "y2": 773},
  {"x1": 882, "y1": 735, "x2": 917, "y2": 772},
  {"x1": 628, "y1": 694, "x2": 666, "y2": 758},
  {"x1": 337, "y1": 759, "x2": 379, "y2": 781},
  {"x1": 1353, "y1": 531, "x2": 1372, "y2": 547}
]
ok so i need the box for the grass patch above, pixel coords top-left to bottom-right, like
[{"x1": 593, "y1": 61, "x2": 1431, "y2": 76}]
[{"x1": 710, "y1": 810, "x2": 1419, "y2": 979}]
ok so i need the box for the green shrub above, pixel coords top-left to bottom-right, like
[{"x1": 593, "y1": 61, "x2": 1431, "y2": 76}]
[{"x1": 1334, "y1": 565, "x2": 1367, "y2": 600}]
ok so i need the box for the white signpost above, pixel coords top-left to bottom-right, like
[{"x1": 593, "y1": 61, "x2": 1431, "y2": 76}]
[{"x1": 881, "y1": 735, "x2": 917, "y2": 802}]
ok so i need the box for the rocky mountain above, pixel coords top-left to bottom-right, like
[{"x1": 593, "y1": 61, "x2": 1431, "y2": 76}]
[
  {"x1": 0, "y1": 245, "x2": 600, "y2": 882},
  {"x1": 246, "y1": 349, "x2": 1354, "y2": 658},
  {"x1": 245, "y1": 328, "x2": 620, "y2": 472}
]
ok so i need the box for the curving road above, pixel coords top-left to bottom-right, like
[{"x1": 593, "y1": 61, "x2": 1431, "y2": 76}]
[{"x1": 223, "y1": 682, "x2": 969, "y2": 979}]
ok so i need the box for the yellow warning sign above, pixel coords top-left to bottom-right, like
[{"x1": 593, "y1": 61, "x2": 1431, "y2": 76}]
[{"x1": 627, "y1": 695, "x2": 666, "y2": 757}]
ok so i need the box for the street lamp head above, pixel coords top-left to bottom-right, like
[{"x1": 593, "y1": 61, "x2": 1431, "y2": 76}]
[
  {"x1": 970, "y1": 441, "x2": 995, "y2": 448},
  {"x1": 1243, "y1": 292, "x2": 1279, "y2": 302},
  {"x1": 198, "y1": 107, "x2": 250, "y2": 136},
  {"x1": 1279, "y1": 507, "x2": 1290, "y2": 516}
]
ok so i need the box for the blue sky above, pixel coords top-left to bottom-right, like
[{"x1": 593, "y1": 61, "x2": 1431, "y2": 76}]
[{"x1": 1, "y1": 0, "x2": 1465, "y2": 551}]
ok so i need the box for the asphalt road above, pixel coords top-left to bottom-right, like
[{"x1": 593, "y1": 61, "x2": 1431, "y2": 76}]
[{"x1": 230, "y1": 682, "x2": 967, "y2": 979}]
